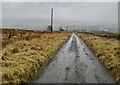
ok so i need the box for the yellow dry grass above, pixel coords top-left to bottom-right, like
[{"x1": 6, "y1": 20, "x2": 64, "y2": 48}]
[
  {"x1": 78, "y1": 33, "x2": 120, "y2": 83},
  {"x1": 1, "y1": 32, "x2": 71, "y2": 84}
]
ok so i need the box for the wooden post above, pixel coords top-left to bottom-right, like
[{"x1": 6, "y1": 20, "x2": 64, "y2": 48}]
[
  {"x1": 8, "y1": 32, "x2": 11, "y2": 40},
  {"x1": 51, "y1": 8, "x2": 53, "y2": 33}
]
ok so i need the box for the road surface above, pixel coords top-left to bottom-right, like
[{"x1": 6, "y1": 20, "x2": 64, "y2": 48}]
[{"x1": 32, "y1": 33, "x2": 116, "y2": 83}]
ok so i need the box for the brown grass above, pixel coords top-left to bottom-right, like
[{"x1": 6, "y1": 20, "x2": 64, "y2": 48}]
[
  {"x1": 1, "y1": 29, "x2": 71, "y2": 84},
  {"x1": 78, "y1": 33, "x2": 120, "y2": 82}
]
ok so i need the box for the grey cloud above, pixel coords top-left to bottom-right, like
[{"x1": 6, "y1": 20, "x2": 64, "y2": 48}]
[{"x1": 2, "y1": 2, "x2": 118, "y2": 29}]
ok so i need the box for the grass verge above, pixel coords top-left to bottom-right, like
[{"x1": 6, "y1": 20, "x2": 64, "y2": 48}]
[
  {"x1": 78, "y1": 33, "x2": 120, "y2": 83},
  {"x1": 1, "y1": 32, "x2": 71, "y2": 84}
]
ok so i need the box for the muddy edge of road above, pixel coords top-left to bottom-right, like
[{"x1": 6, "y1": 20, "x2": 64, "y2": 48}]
[{"x1": 29, "y1": 33, "x2": 72, "y2": 82}]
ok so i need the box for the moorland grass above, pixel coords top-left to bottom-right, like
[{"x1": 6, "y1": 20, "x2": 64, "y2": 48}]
[
  {"x1": 78, "y1": 33, "x2": 120, "y2": 83},
  {"x1": 1, "y1": 32, "x2": 70, "y2": 84}
]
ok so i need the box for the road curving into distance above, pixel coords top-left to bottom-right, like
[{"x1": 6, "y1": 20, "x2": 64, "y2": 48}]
[{"x1": 31, "y1": 33, "x2": 116, "y2": 83}]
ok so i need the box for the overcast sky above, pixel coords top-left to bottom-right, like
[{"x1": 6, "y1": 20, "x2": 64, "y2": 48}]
[
  {"x1": 1, "y1": 2, "x2": 118, "y2": 29},
  {"x1": 1, "y1": 0, "x2": 120, "y2": 2}
]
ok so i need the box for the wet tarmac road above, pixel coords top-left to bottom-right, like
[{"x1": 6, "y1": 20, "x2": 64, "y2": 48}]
[{"x1": 32, "y1": 33, "x2": 116, "y2": 83}]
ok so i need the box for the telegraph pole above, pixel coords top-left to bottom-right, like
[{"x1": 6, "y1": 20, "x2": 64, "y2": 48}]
[{"x1": 50, "y1": 8, "x2": 53, "y2": 33}]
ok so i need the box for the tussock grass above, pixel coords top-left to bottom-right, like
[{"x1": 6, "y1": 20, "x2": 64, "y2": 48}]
[
  {"x1": 78, "y1": 33, "x2": 120, "y2": 83},
  {"x1": 2, "y1": 31, "x2": 71, "y2": 84}
]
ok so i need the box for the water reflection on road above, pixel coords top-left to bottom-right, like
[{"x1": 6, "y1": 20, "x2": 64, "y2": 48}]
[{"x1": 32, "y1": 33, "x2": 115, "y2": 83}]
